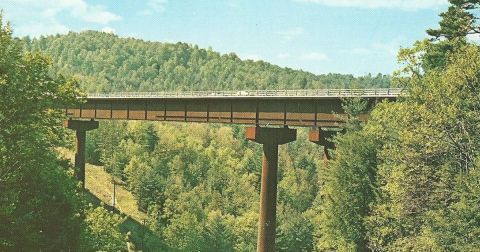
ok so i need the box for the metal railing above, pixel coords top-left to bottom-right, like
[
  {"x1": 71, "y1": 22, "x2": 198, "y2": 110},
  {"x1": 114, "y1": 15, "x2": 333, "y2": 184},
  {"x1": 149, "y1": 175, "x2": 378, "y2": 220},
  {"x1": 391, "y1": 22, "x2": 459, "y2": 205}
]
[{"x1": 87, "y1": 88, "x2": 406, "y2": 98}]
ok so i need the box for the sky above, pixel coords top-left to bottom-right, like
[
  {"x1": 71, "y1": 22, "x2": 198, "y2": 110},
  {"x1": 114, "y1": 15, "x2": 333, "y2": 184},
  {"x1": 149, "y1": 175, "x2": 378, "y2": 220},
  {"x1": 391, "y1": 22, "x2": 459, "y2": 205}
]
[{"x1": 1, "y1": 0, "x2": 450, "y2": 76}]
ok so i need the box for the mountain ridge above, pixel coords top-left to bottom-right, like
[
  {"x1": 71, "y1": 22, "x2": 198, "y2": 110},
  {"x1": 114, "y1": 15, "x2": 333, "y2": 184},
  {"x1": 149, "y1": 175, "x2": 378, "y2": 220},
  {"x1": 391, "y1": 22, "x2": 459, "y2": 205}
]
[{"x1": 23, "y1": 30, "x2": 390, "y2": 92}]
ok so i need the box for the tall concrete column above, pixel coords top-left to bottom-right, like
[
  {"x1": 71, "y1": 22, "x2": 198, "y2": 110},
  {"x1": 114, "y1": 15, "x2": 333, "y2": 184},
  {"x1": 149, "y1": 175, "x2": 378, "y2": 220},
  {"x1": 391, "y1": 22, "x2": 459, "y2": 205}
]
[
  {"x1": 246, "y1": 127, "x2": 296, "y2": 252},
  {"x1": 65, "y1": 119, "x2": 99, "y2": 188},
  {"x1": 309, "y1": 127, "x2": 337, "y2": 166}
]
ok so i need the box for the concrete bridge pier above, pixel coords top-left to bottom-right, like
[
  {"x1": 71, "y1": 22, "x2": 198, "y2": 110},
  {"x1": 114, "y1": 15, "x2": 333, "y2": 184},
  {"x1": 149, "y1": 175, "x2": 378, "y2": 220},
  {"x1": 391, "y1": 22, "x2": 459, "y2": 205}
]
[
  {"x1": 65, "y1": 119, "x2": 99, "y2": 188},
  {"x1": 309, "y1": 127, "x2": 338, "y2": 166},
  {"x1": 246, "y1": 126, "x2": 297, "y2": 252}
]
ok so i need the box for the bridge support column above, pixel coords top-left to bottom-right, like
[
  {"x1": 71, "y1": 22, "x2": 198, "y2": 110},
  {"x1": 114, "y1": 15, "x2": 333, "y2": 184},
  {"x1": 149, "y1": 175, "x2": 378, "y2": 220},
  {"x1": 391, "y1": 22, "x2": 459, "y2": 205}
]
[
  {"x1": 309, "y1": 128, "x2": 337, "y2": 166},
  {"x1": 246, "y1": 126, "x2": 296, "y2": 252},
  {"x1": 65, "y1": 119, "x2": 99, "y2": 188}
]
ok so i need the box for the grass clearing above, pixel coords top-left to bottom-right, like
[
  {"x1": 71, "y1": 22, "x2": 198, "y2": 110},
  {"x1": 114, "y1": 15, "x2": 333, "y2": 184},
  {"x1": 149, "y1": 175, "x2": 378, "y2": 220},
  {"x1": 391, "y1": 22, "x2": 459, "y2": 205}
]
[
  {"x1": 57, "y1": 148, "x2": 171, "y2": 251},
  {"x1": 85, "y1": 163, "x2": 148, "y2": 222},
  {"x1": 58, "y1": 147, "x2": 147, "y2": 222}
]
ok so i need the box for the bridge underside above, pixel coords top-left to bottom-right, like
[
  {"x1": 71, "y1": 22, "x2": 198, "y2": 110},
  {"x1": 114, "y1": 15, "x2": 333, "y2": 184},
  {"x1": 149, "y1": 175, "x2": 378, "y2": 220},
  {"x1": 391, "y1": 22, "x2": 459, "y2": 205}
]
[{"x1": 66, "y1": 97, "x2": 382, "y2": 127}]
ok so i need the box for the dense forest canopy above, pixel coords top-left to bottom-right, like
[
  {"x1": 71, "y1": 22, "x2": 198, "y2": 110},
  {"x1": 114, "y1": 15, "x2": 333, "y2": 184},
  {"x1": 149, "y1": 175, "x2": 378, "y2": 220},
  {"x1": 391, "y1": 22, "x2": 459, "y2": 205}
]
[{"x1": 24, "y1": 31, "x2": 390, "y2": 92}]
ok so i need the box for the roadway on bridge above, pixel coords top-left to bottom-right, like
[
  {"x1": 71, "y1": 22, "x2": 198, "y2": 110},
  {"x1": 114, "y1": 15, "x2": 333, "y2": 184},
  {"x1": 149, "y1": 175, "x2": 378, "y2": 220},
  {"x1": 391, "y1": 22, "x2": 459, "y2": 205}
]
[{"x1": 66, "y1": 88, "x2": 404, "y2": 127}]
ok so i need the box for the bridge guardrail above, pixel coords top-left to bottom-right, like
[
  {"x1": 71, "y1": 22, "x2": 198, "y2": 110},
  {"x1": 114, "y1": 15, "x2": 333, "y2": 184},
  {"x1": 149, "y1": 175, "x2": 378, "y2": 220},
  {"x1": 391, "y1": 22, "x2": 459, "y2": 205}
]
[{"x1": 87, "y1": 88, "x2": 406, "y2": 98}]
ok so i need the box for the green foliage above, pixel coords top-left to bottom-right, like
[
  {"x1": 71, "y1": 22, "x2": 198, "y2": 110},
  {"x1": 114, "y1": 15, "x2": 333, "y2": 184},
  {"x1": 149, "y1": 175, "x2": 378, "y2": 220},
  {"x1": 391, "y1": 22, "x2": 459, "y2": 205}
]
[
  {"x1": 276, "y1": 204, "x2": 314, "y2": 252},
  {"x1": 80, "y1": 204, "x2": 127, "y2": 251},
  {"x1": 0, "y1": 14, "x2": 85, "y2": 251},
  {"x1": 85, "y1": 121, "x2": 327, "y2": 251},
  {"x1": 427, "y1": 0, "x2": 480, "y2": 40},
  {"x1": 126, "y1": 231, "x2": 137, "y2": 252},
  {"x1": 366, "y1": 45, "x2": 480, "y2": 251},
  {"x1": 7, "y1": 0, "x2": 480, "y2": 250},
  {"x1": 16, "y1": 26, "x2": 391, "y2": 251},
  {"x1": 315, "y1": 3, "x2": 480, "y2": 251},
  {"x1": 315, "y1": 130, "x2": 379, "y2": 251},
  {"x1": 418, "y1": 0, "x2": 480, "y2": 71},
  {"x1": 0, "y1": 13, "x2": 133, "y2": 251},
  {"x1": 27, "y1": 31, "x2": 390, "y2": 93},
  {"x1": 424, "y1": 166, "x2": 480, "y2": 251},
  {"x1": 45, "y1": 29, "x2": 391, "y2": 251}
]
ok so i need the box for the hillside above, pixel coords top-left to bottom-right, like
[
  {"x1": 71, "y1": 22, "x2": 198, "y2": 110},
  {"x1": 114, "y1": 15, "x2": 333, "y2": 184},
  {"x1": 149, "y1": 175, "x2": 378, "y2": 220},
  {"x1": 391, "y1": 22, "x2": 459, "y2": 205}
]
[{"x1": 23, "y1": 31, "x2": 389, "y2": 93}]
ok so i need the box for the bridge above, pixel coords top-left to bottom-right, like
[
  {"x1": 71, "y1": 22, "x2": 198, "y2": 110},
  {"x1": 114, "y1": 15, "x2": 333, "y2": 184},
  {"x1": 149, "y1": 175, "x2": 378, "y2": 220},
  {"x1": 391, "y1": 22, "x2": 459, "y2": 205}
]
[
  {"x1": 64, "y1": 88, "x2": 403, "y2": 252},
  {"x1": 66, "y1": 88, "x2": 403, "y2": 127}
]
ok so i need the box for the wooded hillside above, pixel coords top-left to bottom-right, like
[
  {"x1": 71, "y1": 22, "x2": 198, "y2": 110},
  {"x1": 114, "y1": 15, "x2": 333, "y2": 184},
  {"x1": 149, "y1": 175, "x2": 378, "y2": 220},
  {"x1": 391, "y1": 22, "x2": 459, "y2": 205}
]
[{"x1": 24, "y1": 31, "x2": 390, "y2": 92}]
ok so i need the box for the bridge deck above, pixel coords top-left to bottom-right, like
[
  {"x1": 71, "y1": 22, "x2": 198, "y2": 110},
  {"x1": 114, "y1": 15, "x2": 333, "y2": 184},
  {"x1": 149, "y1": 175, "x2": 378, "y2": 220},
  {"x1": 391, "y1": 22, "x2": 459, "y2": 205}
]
[
  {"x1": 66, "y1": 88, "x2": 403, "y2": 127},
  {"x1": 87, "y1": 88, "x2": 403, "y2": 99}
]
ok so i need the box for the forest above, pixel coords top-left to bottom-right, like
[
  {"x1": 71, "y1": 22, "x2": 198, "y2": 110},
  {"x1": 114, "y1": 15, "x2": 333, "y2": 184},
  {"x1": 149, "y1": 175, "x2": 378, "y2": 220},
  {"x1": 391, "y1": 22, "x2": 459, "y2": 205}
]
[
  {"x1": 1, "y1": 0, "x2": 480, "y2": 251},
  {"x1": 23, "y1": 30, "x2": 390, "y2": 92}
]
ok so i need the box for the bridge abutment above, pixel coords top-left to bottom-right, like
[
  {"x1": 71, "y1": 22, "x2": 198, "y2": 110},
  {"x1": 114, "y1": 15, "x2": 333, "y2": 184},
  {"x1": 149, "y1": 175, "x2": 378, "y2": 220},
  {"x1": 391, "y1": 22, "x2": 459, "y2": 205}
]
[
  {"x1": 246, "y1": 126, "x2": 296, "y2": 252},
  {"x1": 65, "y1": 119, "x2": 99, "y2": 188}
]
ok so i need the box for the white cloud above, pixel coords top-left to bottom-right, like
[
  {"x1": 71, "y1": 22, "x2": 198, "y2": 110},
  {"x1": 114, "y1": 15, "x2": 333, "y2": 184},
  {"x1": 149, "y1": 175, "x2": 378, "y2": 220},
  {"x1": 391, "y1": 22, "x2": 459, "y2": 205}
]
[
  {"x1": 16, "y1": 20, "x2": 69, "y2": 38},
  {"x1": 138, "y1": 0, "x2": 168, "y2": 15},
  {"x1": 277, "y1": 27, "x2": 305, "y2": 41},
  {"x1": 149, "y1": 0, "x2": 168, "y2": 12},
  {"x1": 5, "y1": 0, "x2": 121, "y2": 24},
  {"x1": 41, "y1": 8, "x2": 60, "y2": 18},
  {"x1": 101, "y1": 27, "x2": 116, "y2": 34},
  {"x1": 73, "y1": 5, "x2": 120, "y2": 24},
  {"x1": 3, "y1": 0, "x2": 121, "y2": 37},
  {"x1": 6, "y1": 5, "x2": 69, "y2": 37},
  {"x1": 300, "y1": 52, "x2": 329, "y2": 61},
  {"x1": 293, "y1": 0, "x2": 447, "y2": 10}
]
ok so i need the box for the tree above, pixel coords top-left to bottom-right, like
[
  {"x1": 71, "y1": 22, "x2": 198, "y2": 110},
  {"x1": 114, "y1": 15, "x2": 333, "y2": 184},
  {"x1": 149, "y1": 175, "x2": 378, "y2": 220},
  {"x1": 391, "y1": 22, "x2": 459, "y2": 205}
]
[
  {"x1": 80, "y1": 205, "x2": 127, "y2": 251},
  {"x1": 276, "y1": 204, "x2": 314, "y2": 252},
  {"x1": 0, "y1": 13, "x2": 84, "y2": 250},
  {"x1": 29, "y1": 30, "x2": 390, "y2": 93},
  {"x1": 315, "y1": 129, "x2": 380, "y2": 251},
  {"x1": 367, "y1": 45, "x2": 480, "y2": 251},
  {"x1": 420, "y1": 0, "x2": 480, "y2": 70},
  {"x1": 427, "y1": 0, "x2": 480, "y2": 40}
]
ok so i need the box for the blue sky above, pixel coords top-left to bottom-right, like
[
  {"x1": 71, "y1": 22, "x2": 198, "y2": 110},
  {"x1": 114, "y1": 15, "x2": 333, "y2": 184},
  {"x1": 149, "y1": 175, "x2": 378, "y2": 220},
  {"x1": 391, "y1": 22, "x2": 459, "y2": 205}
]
[{"x1": 2, "y1": 0, "x2": 449, "y2": 75}]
